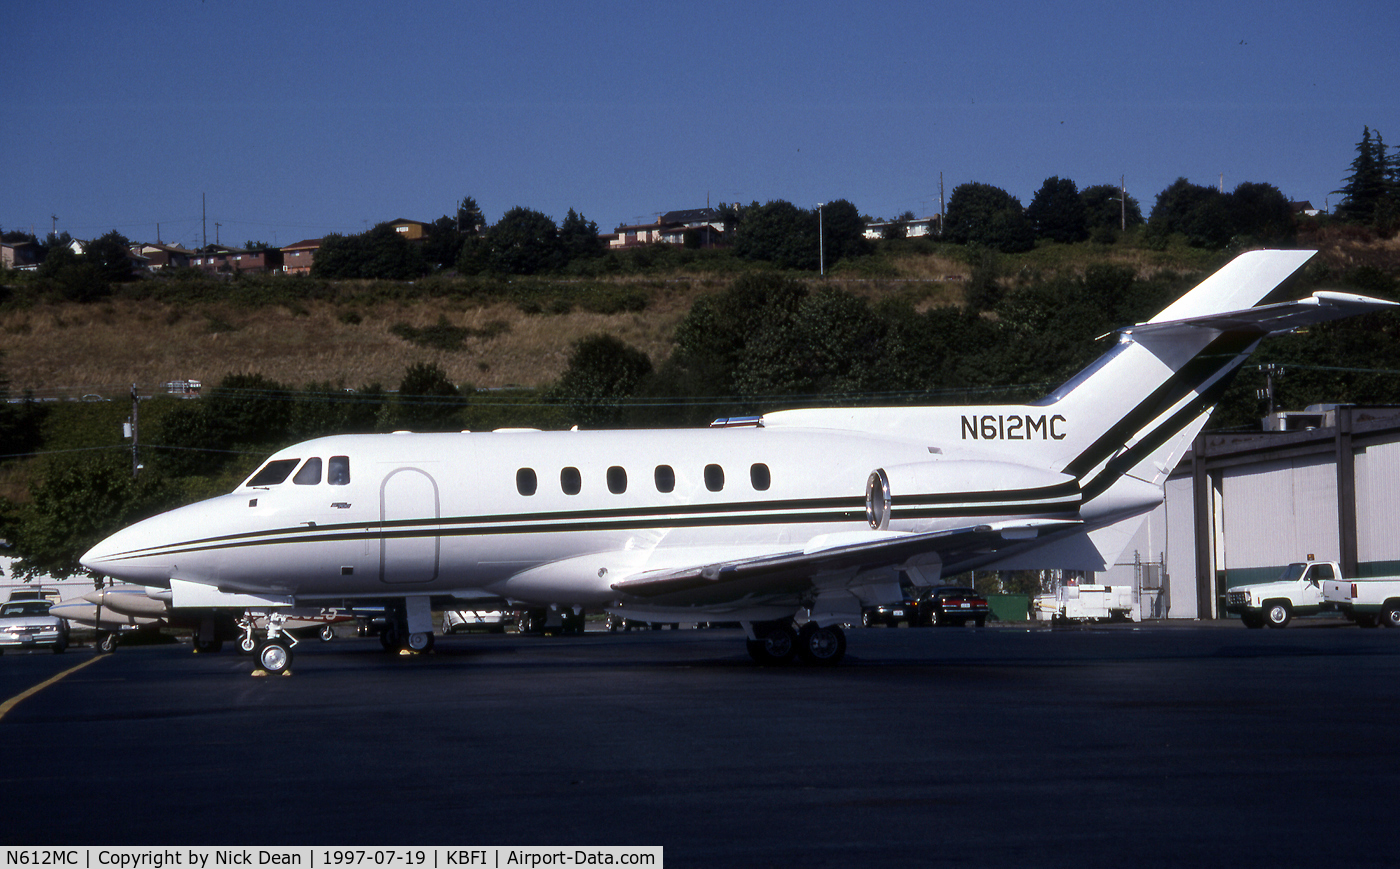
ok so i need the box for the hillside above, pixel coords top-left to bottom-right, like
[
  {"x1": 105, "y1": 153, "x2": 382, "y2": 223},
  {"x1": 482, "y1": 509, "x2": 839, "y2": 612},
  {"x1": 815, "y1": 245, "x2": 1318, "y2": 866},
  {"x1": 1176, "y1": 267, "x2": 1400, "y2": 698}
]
[{"x1": 2, "y1": 236, "x2": 1393, "y2": 398}]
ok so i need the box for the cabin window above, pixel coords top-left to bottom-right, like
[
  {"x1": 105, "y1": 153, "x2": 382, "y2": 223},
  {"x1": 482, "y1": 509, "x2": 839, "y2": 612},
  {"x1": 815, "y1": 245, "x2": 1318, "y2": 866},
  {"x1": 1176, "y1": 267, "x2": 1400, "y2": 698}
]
[
  {"x1": 704, "y1": 464, "x2": 724, "y2": 492},
  {"x1": 246, "y1": 459, "x2": 299, "y2": 487},
  {"x1": 293, "y1": 457, "x2": 323, "y2": 485},
  {"x1": 517, "y1": 468, "x2": 538, "y2": 496},
  {"x1": 607, "y1": 466, "x2": 627, "y2": 494},
  {"x1": 561, "y1": 467, "x2": 582, "y2": 495},
  {"x1": 329, "y1": 456, "x2": 350, "y2": 485},
  {"x1": 654, "y1": 465, "x2": 675, "y2": 493},
  {"x1": 750, "y1": 463, "x2": 771, "y2": 491}
]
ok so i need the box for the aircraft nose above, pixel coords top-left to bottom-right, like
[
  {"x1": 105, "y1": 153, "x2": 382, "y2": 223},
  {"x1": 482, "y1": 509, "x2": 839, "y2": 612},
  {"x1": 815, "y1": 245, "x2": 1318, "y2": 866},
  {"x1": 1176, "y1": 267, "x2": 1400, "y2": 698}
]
[{"x1": 79, "y1": 517, "x2": 177, "y2": 585}]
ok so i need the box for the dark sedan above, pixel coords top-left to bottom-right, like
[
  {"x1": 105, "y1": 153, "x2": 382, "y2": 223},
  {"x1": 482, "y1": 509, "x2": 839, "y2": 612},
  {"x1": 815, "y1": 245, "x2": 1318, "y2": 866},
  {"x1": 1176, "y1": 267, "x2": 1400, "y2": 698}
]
[
  {"x1": 923, "y1": 586, "x2": 989, "y2": 627},
  {"x1": 861, "y1": 588, "x2": 922, "y2": 627}
]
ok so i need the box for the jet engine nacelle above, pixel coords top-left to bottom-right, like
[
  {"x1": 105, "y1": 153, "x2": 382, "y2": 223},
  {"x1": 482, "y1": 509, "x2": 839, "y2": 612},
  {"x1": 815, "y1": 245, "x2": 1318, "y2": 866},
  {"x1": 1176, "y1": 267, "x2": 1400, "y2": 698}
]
[{"x1": 865, "y1": 460, "x2": 1080, "y2": 531}]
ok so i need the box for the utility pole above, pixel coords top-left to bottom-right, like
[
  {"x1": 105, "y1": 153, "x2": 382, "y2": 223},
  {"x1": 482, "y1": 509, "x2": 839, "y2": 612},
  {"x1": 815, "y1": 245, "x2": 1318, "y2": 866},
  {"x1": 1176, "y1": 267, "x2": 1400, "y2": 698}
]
[
  {"x1": 51, "y1": 214, "x2": 57, "y2": 237},
  {"x1": 1121, "y1": 175, "x2": 1127, "y2": 231},
  {"x1": 939, "y1": 173, "x2": 945, "y2": 235},
  {"x1": 128, "y1": 383, "x2": 140, "y2": 478},
  {"x1": 202, "y1": 193, "x2": 207, "y2": 249},
  {"x1": 1257, "y1": 364, "x2": 1284, "y2": 416},
  {"x1": 816, "y1": 203, "x2": 825, "y2": 276}
]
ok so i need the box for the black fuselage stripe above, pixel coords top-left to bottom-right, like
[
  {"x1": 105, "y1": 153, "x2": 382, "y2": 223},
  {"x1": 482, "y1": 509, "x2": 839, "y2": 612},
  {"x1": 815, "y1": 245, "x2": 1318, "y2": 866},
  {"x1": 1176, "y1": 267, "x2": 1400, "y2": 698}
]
[
  {"x1": 1063, "y1": 332, "x2": 1260, "y2": 481},
  {"x1": 97, "y1": 493, "x2": 1085, "y2": 562},
  {"x1": 100, "y1": 477, "x2": 1089, "y2": 562}
]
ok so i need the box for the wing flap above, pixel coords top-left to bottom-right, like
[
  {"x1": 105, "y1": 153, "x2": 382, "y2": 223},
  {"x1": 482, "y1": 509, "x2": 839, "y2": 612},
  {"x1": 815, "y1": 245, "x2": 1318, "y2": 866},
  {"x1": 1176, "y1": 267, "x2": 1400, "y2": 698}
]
[{"x1": 609, "y1": 519, "x2": 1081, "y2": 605}]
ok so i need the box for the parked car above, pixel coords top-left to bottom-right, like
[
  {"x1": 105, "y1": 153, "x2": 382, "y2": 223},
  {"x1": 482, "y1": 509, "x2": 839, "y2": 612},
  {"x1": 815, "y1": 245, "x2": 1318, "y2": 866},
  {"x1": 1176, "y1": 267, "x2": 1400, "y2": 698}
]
[
  {"x1": 862, "y1": 588, "x2": 923, "y2": 627},
  {"x1": 923, "y1": 586, "x2": 990, "y2": 627},
  {"x1": 442, "y1": 609, "x2": 512, "y2": 634},
  {"x1": 0, "y1": 599, "x2": 70, "y2": 653}
]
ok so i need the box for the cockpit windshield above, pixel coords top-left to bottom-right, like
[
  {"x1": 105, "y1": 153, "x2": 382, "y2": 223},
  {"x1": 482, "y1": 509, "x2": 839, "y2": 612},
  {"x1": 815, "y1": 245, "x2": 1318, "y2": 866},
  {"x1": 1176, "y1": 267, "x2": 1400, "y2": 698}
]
[
  {"x1": 244, "y1": 456, "x2": 350, "y2": 488},
  {"x1": 246, "y1": 459, "x2": 299, "y2": 487}
]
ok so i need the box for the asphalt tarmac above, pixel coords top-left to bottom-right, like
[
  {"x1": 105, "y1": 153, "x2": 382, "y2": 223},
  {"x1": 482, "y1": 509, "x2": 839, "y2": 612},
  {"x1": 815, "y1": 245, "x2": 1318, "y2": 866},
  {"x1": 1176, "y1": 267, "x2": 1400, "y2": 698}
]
[{"x1": 2, "y1": 621, "x2": 1397, "y2": 868}]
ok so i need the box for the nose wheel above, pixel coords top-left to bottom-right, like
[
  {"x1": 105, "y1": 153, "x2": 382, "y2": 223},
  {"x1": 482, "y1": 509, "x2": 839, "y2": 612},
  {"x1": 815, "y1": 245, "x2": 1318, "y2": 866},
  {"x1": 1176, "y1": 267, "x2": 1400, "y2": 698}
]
[
  {"x1": 249, "y1": 610, "x2": 297, "y2": 675},
  {"x1": 256, "y1": 639, "x2": 292, "y2": 674}
]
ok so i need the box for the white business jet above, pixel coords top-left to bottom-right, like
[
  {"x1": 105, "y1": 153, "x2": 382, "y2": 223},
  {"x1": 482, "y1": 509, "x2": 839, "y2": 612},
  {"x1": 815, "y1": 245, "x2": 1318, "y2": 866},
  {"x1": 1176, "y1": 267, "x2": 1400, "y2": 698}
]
[{"x1": 79, "y1": 251, "x2": 1394, "y2": 673}]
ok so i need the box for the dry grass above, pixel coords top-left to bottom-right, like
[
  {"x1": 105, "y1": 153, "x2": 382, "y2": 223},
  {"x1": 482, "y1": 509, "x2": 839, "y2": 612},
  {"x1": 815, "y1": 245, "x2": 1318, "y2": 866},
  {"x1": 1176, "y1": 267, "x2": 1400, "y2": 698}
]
[
  {"x1": 0, "y1": 286, "x2": 714, "y2": 396},
  {"x1": 8, "y1": 237, "x2": 1361, "y2": 398}
]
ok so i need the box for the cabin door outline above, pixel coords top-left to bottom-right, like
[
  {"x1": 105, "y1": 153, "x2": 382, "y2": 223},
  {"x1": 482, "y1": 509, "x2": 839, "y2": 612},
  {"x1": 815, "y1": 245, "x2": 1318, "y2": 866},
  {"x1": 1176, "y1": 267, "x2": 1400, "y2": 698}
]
[{"x1": 380, "y1": 467, "x2": 441, "y2": 583}]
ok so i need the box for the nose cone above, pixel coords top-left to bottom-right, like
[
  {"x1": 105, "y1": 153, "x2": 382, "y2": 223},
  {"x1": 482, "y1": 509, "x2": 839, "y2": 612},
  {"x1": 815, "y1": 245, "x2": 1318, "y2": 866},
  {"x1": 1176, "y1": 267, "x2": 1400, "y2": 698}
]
[
  {"x1": 80, "y1": 518, "x2": 176, "y2": 585},
  {"x1": 80, "y1": 492, "x2": 251, "y2": 586}
]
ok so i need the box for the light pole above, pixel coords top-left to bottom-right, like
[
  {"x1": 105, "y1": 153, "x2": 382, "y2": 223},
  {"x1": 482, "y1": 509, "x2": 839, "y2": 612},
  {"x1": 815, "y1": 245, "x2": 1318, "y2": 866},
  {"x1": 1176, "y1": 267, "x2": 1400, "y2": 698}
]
[{"x1": 816, "y1": 202, "x2": 825, "y2": 276}]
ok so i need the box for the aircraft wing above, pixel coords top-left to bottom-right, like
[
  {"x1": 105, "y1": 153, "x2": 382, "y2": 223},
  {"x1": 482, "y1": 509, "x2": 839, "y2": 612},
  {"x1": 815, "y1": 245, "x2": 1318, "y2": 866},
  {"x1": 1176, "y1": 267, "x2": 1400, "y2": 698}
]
[{"x1": 609, "y1": 518, "x2": 1081, "y2": 607}]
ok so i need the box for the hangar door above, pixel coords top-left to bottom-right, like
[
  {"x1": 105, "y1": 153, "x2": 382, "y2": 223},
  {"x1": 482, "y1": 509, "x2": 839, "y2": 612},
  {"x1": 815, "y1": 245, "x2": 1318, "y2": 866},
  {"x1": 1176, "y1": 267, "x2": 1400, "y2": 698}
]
[
  {"x1": 1220, "y1": 455, "x2": 1337, "y2": 587},
  {"x1": 1355, "y1": 440, "x2": 1400, "y2": 574}
]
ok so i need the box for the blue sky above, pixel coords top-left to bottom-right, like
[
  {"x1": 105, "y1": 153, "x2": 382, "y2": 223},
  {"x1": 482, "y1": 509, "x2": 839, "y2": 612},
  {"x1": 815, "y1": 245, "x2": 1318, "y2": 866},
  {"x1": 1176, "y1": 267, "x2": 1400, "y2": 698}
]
[{"x1": 5, "y1": 0, "x2": 1397, "y2": 248}]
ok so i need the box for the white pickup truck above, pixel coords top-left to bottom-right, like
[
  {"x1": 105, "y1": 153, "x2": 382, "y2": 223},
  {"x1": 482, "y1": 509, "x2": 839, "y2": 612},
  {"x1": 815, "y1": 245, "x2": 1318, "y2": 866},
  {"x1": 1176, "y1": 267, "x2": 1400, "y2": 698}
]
[
  {"x1": 1224, "y1": 561, "x2": 1341, "y2": 628},
  {"x1": 1321, "y1": 572, "x2": 1400, "y2": 628},
  {"x1": 1227, "y1": 559, "x2": 1400, "y2": 628}
]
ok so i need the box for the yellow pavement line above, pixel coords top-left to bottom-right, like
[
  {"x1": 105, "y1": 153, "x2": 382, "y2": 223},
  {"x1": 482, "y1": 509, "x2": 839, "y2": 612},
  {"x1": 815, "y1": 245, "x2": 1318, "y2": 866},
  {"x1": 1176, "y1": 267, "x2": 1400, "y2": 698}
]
[{"x1": 0, "y1": 654, "x2": 108, "y2": 722}]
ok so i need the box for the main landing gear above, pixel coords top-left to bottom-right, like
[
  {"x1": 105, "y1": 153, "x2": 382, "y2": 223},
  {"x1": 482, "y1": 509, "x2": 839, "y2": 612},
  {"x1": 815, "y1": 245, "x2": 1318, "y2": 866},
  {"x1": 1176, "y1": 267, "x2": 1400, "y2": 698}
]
[
  {"x1": 379, "y1": 603, "x2": 435, "y2": 654},
  {"x1": 745, "y1": 620, "x2": 847, "y2": 666}
]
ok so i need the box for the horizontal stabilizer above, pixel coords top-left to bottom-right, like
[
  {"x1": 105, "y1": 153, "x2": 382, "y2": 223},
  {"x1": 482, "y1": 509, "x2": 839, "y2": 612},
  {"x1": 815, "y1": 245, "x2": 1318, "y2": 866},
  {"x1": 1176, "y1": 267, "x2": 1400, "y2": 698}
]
[{"x1": 1124, "y1": 290, "x2": 1398, "y2": 341}]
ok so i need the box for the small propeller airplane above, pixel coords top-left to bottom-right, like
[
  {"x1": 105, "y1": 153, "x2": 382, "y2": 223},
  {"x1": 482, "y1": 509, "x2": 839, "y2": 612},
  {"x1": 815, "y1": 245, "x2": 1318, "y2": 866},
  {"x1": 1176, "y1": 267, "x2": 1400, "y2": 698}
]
[
  {"x1": 79, "y1": 250, "x2": 1395, "y2": 673},
  {"x1": 50, "y1": 584, "x2": 354, "y2": 653}
]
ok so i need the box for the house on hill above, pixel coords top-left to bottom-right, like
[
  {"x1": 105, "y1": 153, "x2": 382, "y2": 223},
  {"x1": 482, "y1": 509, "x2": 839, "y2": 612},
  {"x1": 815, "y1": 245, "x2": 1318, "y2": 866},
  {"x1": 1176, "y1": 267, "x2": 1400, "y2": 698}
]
[
  {"x1": 281, "y1": 238, "x2": 322, "y2": 275},
  {"x1": 1, "y1": 240, "x2": 41, "y2": 271},
  {"x1": 609, "y1": 207, "x2": 726, "y2": 250},
  {"x1": 385, "y1": 218, "x2": 432, "y2": 240},
  {"x1": 191, "y1": 244, "x2": 283, "y2": 275},
  {"x1": 132, "y1": 242, "x2": 193, "y2": 270}
]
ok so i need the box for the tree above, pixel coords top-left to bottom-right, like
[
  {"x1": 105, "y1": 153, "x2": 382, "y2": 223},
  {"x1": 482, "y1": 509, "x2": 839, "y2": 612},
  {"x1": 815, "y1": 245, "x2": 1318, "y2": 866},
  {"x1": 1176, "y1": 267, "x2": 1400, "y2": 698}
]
[
  {"x1": 202, "y1": 373, "x2": 295, "y2": 448},
  {"x1": 1334, "y1": 126, "x2": 1389, "y2": 224},
  {"x1": 1026, "y1": 177, "x2": 1088, "y2": 243},
  {"x1": 657, "y1": 272, "x2": 809, "y2": 411},
  {"x1": 0, "y1": 352, "x2": 45, "y2": 463},
  {"x1": 1080, "y1": 184, "x2": 1144, "y2": 234},
  {"x1": 290, "y1": 382, "x2": 386, "y2": 438},
  {"x1": 551, "y1": 334, "x2": 653, "y2": 427},
  {"x1": 560, "y1": 209, "x2": 605, "y2": 264},
  {"x1": 36, "y1": 242, "x2": 108, "y2": 302},
  {"x1": 1147, "y1": 178, "x2": 1231, "y2": 248},
  {"x1": 819, "y1": 199, "x2": 874, "y2": 264},
  {"x1": 732, "y1": 200, "x2": 819, "y2": 270},
  {"x1": 84, "y1": 229, "x2": 135, "y2": 284},
  {"x1": 421, "y1": 216, "x2": 464, "y2": 271},
  {"x1": 483, "y1": 207, "x2": 564, "y2": 275},
  {"x1": 5, "y1": 453, "x2": 177, "y2": 579},
  {"x1": 1227, "y1": 181, "x2": 1295, "y2": 244},
  {"x1": 944, "y1": 183, "x2": 1034, "y2": 252},
  {"x1": 456, "y1": 196, "x2": 486, "y2": 235},
  {"x1": 312, "y1": 223, "x2": 427, "y2": 279},
  {"x1": 735, "y1": 288, "x2": 888, "y2": 397},
  {"x1": 394, "y1": 362, "x2": 466, "y2": 431}
]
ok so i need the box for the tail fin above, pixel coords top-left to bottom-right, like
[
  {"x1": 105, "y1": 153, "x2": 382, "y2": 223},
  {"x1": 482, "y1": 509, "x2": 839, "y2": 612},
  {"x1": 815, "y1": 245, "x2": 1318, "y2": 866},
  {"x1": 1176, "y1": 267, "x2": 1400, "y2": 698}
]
[
  {"x1": 1045, "y1": 250, "x2": 1395, "y2": 501},
  {"x1": 760, "y1": 250, "x2": 1394, "y2": 506}
]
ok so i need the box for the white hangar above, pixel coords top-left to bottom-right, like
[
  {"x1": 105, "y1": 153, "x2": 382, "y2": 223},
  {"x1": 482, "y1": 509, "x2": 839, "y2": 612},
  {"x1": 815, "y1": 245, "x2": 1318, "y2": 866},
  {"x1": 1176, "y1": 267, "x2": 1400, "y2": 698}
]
[{"x1": 1099, "y1": 406, "x2": 1400, "y2": 619}]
